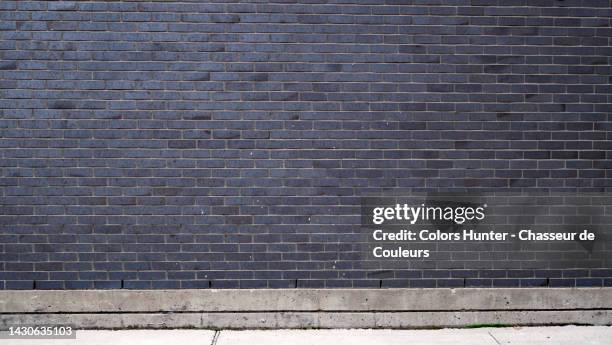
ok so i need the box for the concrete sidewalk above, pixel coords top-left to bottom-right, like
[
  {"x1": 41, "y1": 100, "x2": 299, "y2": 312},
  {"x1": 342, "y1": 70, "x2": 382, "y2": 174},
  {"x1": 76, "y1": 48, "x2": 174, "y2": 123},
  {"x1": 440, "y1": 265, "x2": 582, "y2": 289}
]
[{"x1": 1, "y1": 326, "x2": 610, "y2": 345}]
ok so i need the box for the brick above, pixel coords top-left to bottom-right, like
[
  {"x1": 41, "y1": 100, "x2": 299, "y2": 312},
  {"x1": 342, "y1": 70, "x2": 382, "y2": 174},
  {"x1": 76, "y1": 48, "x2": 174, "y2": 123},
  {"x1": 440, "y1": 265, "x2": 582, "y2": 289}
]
[{"x1": 0, "y1": 0, "x2": 610, "y2": 291}]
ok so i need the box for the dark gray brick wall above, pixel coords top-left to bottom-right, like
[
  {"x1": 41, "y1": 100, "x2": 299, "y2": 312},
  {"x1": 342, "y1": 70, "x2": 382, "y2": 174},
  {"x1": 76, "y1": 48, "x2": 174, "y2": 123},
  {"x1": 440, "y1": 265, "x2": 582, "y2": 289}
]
[{"x1": 0, "y1": 0, "x2": 611, "y2": 289}]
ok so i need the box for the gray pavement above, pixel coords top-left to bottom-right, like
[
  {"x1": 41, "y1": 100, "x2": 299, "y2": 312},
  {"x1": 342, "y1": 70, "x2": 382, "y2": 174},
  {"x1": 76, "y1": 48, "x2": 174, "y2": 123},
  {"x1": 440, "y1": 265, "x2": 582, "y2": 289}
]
[{"x1": 0, "y1": 326, "x2": 610, "y2": 345}]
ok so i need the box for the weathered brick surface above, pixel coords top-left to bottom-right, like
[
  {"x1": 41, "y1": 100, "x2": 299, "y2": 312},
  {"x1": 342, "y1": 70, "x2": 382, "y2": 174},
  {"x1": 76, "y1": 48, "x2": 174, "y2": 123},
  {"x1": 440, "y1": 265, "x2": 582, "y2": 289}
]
[{"x1": 0, "y1": 0, "x2": 611, "y2": 289}]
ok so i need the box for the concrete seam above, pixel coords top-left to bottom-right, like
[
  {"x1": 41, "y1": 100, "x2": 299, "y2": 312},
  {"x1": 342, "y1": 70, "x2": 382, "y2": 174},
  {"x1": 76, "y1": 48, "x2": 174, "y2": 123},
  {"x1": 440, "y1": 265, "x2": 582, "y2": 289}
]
[
  {"x1": 488, "y1": 331, "x2": 502, "y2": 345},
  {"x1": 210, "y1": 330, "x2": 220, "y2": 345}
]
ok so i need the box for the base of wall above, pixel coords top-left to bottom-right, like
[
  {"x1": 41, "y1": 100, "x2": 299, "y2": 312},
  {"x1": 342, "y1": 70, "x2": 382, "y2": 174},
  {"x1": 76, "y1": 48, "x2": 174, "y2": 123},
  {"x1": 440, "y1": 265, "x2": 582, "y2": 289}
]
[
  {"x1": 1, "y1": 288, "x2": 610, "y2": 329},
  {"x1": 1, "y1": 311, "x2": 611, "y2": 329}
]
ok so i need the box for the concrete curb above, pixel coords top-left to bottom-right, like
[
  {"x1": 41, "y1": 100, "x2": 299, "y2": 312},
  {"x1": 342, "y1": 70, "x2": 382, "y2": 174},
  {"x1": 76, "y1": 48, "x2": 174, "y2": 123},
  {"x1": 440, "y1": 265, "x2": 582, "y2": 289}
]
[
  {"x1": 1, "y1": 288, "x2": 611, "y2": 329},
  {"x1": 1, "y1": 288, "x2": 611, "y2": 312},
  {"x1": 2, "y1": 311, "x2": 611, "y2": 329}
]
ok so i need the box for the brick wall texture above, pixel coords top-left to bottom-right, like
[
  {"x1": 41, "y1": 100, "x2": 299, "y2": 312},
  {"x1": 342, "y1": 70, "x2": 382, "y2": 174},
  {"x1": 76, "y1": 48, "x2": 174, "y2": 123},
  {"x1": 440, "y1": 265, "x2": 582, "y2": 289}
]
[{"x1": 1, "y1": 0, "x2": 611, "y2": 289}]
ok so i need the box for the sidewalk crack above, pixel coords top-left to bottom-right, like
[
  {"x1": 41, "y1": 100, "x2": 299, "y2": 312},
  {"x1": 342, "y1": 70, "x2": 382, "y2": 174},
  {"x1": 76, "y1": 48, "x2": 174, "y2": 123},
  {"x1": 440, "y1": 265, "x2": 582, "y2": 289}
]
[
  {"x1": 488, "y1": 331, "x2": 502, "y2": 345},
  {"x1": 210, "y1": 330, "x2": 220, "y2": 345}
]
